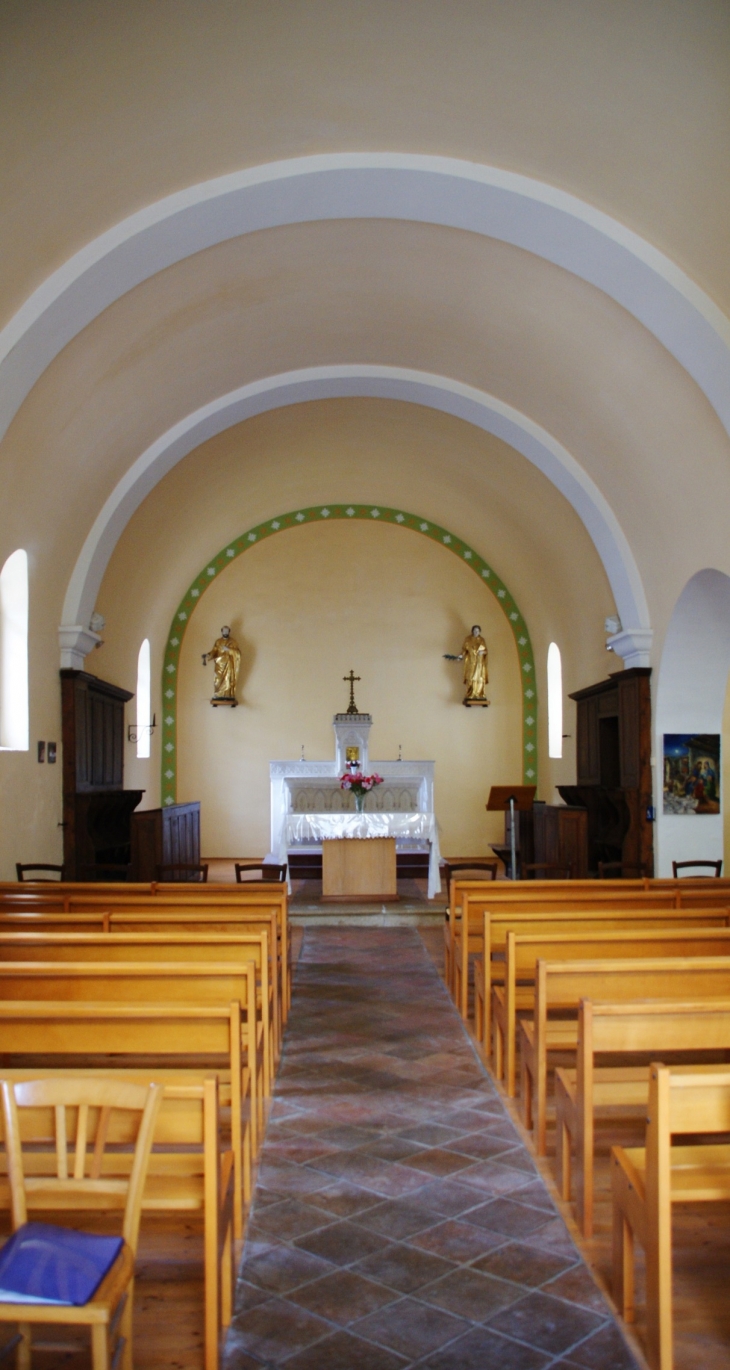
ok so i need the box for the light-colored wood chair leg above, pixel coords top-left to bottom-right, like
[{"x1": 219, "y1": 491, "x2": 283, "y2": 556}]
[
  {"x1": 493, "y1": 1012, "x2": 503, "y2": 1080},
  {"x1": 612, "y1": 1204, "x2": 635, "y2": 1323},
  {"x1": 91, "y1": 1323, "x2": 110, "y2": 1370},
  {"x1": 522, "y1": 1058, "x2": 533, "y2": 1132},
  {"x1": 119, "y1": 1281, "x2": 133, "y2": 1370},
  {"x1": 16, "y1": 1323, "x2": 31, "y2": 1370},
  {"x1": 556, "y1": 1111, "x2": 571, "y2": 1201}
]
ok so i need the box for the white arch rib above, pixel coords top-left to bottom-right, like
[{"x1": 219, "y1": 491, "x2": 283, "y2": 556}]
[
  {"x1": 60, "y1": 365, "x2": 651, "y2": 651},
  {"x1": 2, "y1": 154, "x2": 730, "y2": 447}
]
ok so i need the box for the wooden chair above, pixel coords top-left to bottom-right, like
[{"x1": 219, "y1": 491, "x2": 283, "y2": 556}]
[
  {"x1": 155, "y1": 863, "x2": 209, "y2": 883},
  {"x1": 518, "y1": 955, "x2": 730, "y2": 1155},
  {"x1": 597, "y1": 861, "x2": 647, "y2": 878},
  {"x1": 235, "y1": 862, "x2": 287, "y2": 883},
  {"x1": 522, "y1": 862, "x2": 576, "y2": 880},
  {"x1": 0, "y1": 962, "x2": 262, "y2": 1213},
  {"x1": 0, "y1": 1069, "x2": 233, "y2": 1370},
  {"x1": 555, "y1": 999, "x2": 730, "y2": 1237},
  {"x1": 0, "y1": 1076, "x2": 162, "y2": 1370},
  {"x1": 672, "y1": 858, "x2": 722, "y2": 877},
  {"x1": 612, "y1": 1064, "x2": 730, "y2": 1370},
  {"x1": 15, "y1": 865, "x2": 65, "y2": 883},
  {"x1": 441, "y1": 861, "x2": 497, "y2": 898}
]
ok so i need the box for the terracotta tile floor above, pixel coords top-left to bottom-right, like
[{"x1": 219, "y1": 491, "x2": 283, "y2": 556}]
[{"x1": 224, "y1": 929, "x2": 642, "y2": 1369}]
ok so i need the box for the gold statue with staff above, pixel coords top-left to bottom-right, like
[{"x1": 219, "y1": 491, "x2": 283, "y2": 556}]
[
  {"x1": 444, "y1": 624, "x2": 490, "y2": 707},
  {"x1": 203, "y1": 625, "x2": 241, "y2": 706}
]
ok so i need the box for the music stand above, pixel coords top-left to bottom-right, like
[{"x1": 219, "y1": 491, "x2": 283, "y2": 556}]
[{"x1": 486, "y1": 785, "x2": 537, "y2": 882}]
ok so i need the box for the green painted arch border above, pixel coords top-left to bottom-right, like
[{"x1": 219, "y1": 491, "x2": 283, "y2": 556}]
[{"x1": 160, "y1": 504, "x2": 538, "y2": 805}]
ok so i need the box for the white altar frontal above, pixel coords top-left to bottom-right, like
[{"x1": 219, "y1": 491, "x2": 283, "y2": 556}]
[{"x1": 268, "y1": 713, "x2": 441, "y2": 898}]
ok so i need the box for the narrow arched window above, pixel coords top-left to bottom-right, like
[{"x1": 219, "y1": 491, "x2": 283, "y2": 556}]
[
  {"x1": 136, "y1": 639, "x2": 151, "y2": 759},
  {"x1": 0, "y1": 549, "x2": 29, "y2": 751},
  {"x1": 547, "y1": 642, "x2": 563, "y2": 759}
]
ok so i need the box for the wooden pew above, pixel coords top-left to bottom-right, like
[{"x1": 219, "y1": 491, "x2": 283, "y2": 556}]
[
  {"x1": 519, "y1": 957, "x2": 730, "y2": 1155},
  {"x1": 0, "y1": 912, "x2": 110, "y2": 932},
  {"x1": 0, "y1": 1067, "x2": 233, "y2": 1370},
  {"x1": 495, "y1": 925, "x2": 730, "y2": 1098},
  {"x1": 0, "y1": 964, "x2": 261, "y2": 1230},
  {"x1": 445, "y1": 876, "x2": 730, "y2": 993},
  {"x1": 612, "y1": 1064, "x2": 730, "y2": 1370},
  {"x1": 473, "y1": 905, "x2": 730, "y2": 1052},
  {"x1": 65, "y1": 892, "x2": 291, "y2": 1017},
  {"x1": 0, "y1": 888, "x2": 290, "y2": 1018},
  {"x1": 0, "y1": 907, "x2": 284, "y2": 1050},
  {"x1": 107, "y1": 913, "x2": 282, "y2": 1054},
  {"x1": 449, "y1": 888, "x2": 684, "y2": 1012},
  {"x1": 0, "y1": 931, "x2": 276, "y2": 1085},
  {"x1": 555, "y1": 999, "x2": 730, "y2": 1237}
]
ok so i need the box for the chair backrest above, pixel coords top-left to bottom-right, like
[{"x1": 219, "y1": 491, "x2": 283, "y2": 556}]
[
  {"x1": 597, "y1": 860, "x2": 647, "y2": 878},
  {"x1": 0, "y1": 1076, "x2": 162, "y2": 1251},
  {"x1": 522, "y1": 862, "x2": 575, "y2": 880},
  {"x1": 15, "y1": 865, "x2": 65, "y2": 883},
  {"x1": 442, "y1": 861, "x2": 497, "y2": 895},
  {"x1": 235, "y1": 862, "x2": 287, "y2": 883},
  {"x1": 673, "y1": 859, "x2": 722, "y2": 878},
  {"x1": 155, "y1": 863, "x2": 209, "y2": 883}
]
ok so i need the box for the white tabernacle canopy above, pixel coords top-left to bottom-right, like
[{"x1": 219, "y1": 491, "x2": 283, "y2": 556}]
[{"x1": 267, "y1": 710, "x2": 441, "y2": 897}]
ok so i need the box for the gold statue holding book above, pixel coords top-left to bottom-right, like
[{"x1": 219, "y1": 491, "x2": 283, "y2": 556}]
[
  {"x1": 444, "y1": 625, "x2": 490, "y2": 706},
  {"x1": 203, "y1": 626, "x2": 241, "y2": 706}
]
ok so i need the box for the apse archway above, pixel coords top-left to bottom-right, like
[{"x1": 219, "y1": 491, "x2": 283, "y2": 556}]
[{"x1": 160, "y1": 504, "x2": 537, "y2": 806}]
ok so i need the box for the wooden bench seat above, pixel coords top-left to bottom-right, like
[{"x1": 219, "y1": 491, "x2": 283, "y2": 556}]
[
  {"x1": 0, "y1": 964, "x2": 261, "y2": 1232},
  {"x1": 65, "y1": 893, "x2": 291, "y2": 1017},
  {"x1": 0, "y1": 1067, "x2": 233, "y2": 1370},
  {"x1": 554, "y1": 999, "x2": 730, "y2": 1236},
  {"x1": 494, "y1": 925, "x2": 730, "y2": 1098},
  {"x1": 612, "y1": 1064, "x2": 730, "y2": 1370},
  {"x1": 518, "y1": 957, "x2": 730, "y2": 1154},
  {"x1": 472, "y1": 905, "x2": 730, "y2": 1047},
  {"x1": 0, "y1": 930, "x2": 277, "y2": 1082},
  {"x1": 448, "y1": 889, "x2": 687, "y2": 1012}
]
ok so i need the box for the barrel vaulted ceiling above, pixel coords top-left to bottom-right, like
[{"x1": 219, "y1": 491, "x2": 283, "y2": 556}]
[{"x1": 2, "y1": 0, "x2": 729, "y2": 672}]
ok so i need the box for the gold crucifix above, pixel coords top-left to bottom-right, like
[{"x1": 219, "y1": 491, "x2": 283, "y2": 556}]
[{"x1": 343, "y1": 670, "x2": 361, "y2": 715}]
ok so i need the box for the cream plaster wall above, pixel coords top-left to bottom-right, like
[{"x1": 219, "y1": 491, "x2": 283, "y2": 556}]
[
  {"x1": 175, "y1": 518, "x2": 521, "y2": 858},
  {"x1": 2, "y1": 0, "x2": 728, "y2": 319},
  {"x1": 86, "y1": 396, "x2": 617, "y2": 865}
]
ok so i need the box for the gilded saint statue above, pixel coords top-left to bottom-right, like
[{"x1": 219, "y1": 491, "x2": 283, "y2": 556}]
[
  {"x1": 444, "y1": 624, "x2": 490, "y2": 707},
  {"x1": 203, "y1": 625, "x2": 241, "y2": 706}
]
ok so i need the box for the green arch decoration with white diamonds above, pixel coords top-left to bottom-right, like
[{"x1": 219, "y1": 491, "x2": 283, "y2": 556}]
[{"x1": 160, "y1": 505, "x2": 538, "y2": 805}]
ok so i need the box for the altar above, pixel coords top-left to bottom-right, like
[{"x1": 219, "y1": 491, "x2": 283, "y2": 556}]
[{"x1": 267, "y1": 709, "x2": 441, "y2": 898}]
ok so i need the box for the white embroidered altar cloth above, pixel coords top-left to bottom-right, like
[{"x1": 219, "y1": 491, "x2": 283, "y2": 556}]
[{"x1": 280, "y1": 812, "x2": 442, "y2": 899}]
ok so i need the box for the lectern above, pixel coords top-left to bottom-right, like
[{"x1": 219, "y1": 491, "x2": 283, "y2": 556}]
[{"x1": 487, "y1": 785, "x2": 537, "y2": 881}]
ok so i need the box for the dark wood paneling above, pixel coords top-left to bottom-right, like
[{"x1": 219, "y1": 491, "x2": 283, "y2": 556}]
[
  {"x1": 568, "y1": 667, "x2": 653, "y2": 876},
  {"x1": 60, "y1": 670, "x2": 137, "y2": 879},
  {"x1": 577, "y1": 694, "x2": 600, "y2": 784},
  {"x1": 129, "y1": 803, "x2": 201, "y2": 882}
]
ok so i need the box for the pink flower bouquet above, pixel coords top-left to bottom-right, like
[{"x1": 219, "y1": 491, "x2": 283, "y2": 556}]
[{"x1": 340, "y1": 771, "x2": 383, "y2": 811}]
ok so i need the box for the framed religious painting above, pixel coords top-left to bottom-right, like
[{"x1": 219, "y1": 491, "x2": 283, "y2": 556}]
[{"x1": 663, "y1": 733, "x2": 721, "y2": 815}]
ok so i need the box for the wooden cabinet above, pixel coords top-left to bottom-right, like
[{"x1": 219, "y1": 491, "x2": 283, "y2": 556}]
[
  {"x1": 504, "y1": 804, "x2": 588, "y2": 878},
  {"x1": 130, "y1": 803, "x2": 201, "y2": 881},
  {"x1": 60, "y1": 670, "x2": 142, "y2": 879},
  {"x1": 566, "y1": 667, "x2": 653, "y2": 875}
]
